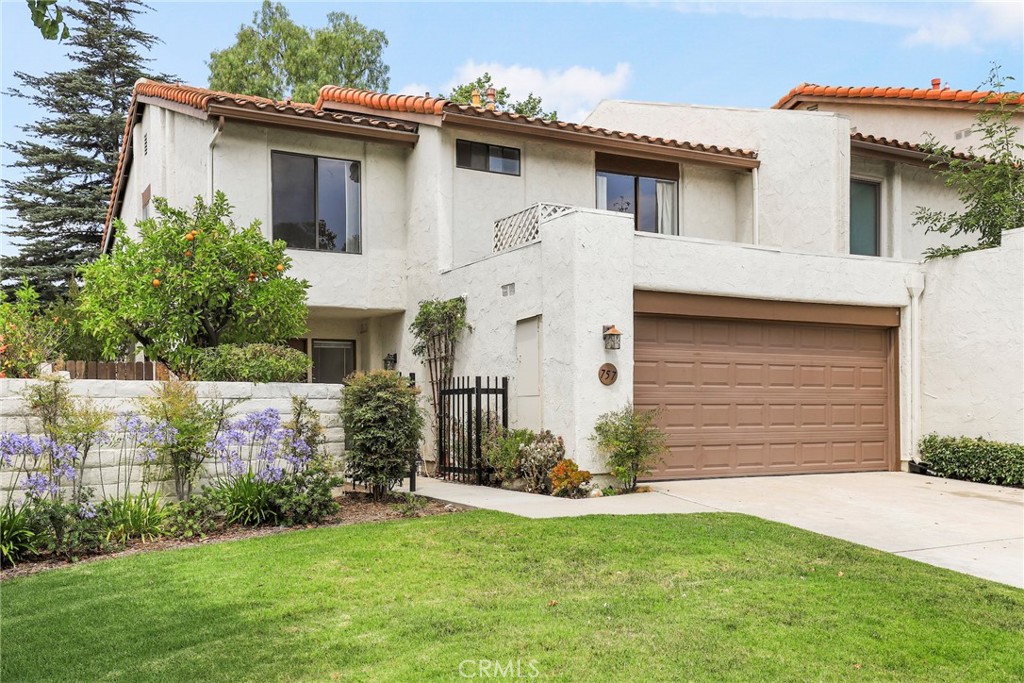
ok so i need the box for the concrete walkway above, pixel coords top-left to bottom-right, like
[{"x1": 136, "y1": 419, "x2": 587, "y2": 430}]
[{"x1": 403, "y1": 472, "x2": 1024, "y2": 588}]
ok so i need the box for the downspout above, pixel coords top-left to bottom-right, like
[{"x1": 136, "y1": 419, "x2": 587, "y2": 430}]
[
  {"x1": 751, "y1": 167, "x2": 760, "y2": 245},
  {"x1": 905, "y1": 271, "x2": 925, "y2": 463},
  {"x1": 208, "y1": 116, "x2": 224, "y2": 202}
]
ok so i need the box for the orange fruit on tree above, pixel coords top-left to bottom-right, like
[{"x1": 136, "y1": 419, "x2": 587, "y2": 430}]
[
  {"x1": 276, "y1": 263, "x2": 284, "y2": 272},
  {"x1": 152, "y1": 279, "x2": 161, "y2": 287},
  {"x1": 185, "y1": 233, "x2": 195, "y2": 241},
  {"x1": 185, "y1": 250, "x2": 192, "y2": 257}
]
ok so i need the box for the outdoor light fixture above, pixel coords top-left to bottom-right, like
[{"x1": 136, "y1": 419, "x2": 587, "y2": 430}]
[
  {"x1": 383, "y1": 353, "x2": 398, "y2": 370},
  {"x1": 603, "y1": 325, "x2": 623, "y2": 350}
]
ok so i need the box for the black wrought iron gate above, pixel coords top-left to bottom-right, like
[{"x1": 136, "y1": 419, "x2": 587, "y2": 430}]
[{"x1": 437, "y1": 376, "x2": 509, "y2": 484}]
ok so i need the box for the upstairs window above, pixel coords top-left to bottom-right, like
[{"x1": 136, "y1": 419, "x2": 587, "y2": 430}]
[
  {"x1": 456, "y1": 139, "x2": 521, "y2": 175},
  {"x1": 850, "y1": 180, "x2": 880, "y2": 256},
  {"x1": 272, "y1": 151, "x2": 361, "y2": 254},
  {"x1": 596, "y1": 153, "x2": 678, "y2": 236}
]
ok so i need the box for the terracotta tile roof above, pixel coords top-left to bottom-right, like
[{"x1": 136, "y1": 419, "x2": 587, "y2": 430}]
[
  {"x1": 774, "y1": 82, "x2": 1024, "y2": 110},
  {"x1": 134, "y1": 80, "x2": 418, "y2": 133},
  {"x1": 317, "y1": 85, "x2": 449, "y2": 115},
  {"x1": 441, "y1": 103, "x2": 759, "y2": 161},
  {"x1": 851, "y1": 132, "x2": 978, "y2": 163}
]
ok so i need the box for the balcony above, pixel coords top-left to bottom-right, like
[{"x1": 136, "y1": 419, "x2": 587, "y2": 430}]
[{"x1": 493, "y1": 203, "x2": 574, "y2": 253}]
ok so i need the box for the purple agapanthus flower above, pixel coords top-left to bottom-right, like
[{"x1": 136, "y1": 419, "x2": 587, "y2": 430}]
[
  {"x1": 24, "y1": 472, "x2": 57, "y2": 499},
  {"x1": 0, "y1": 432, "x2": 42, "y2": 468},
  {"x1": 79, "y1": 501, "x2": 97, "y2": 519}
]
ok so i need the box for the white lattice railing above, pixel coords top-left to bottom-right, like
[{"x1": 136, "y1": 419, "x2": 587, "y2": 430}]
[{"x1": 493, "y1": 203, "x2": 574, "y2": 253}]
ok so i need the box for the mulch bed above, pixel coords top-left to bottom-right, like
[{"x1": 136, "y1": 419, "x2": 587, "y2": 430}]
[{"x1": 1, "y1": 490, "x2": 464, "y2": 581}]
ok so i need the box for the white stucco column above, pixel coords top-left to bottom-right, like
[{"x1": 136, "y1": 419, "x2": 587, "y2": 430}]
[{"x1": 539, "y1": 210, "x2": 634, "y2": 473}]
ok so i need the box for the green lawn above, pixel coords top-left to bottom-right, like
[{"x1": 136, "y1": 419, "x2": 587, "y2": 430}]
[{"x1": 2, "y1": 511, "x2": 1022, "y2": 682}]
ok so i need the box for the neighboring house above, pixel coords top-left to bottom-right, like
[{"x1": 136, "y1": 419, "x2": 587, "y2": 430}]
[{"x1": 105, "y1": 78, "x2": 1023, "y2": 481}]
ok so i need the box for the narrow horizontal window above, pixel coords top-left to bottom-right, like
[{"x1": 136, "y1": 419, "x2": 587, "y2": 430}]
[{"x1": 456, "y1": 139, "x2": 521, "y2": 176}]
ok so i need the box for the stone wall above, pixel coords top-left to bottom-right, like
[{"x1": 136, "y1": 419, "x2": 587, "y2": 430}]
[{"x1": 0, "y1": 378, "x2": 345, "y2": 501}]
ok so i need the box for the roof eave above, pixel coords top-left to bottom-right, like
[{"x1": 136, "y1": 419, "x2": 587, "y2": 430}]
[
  {"x1": 206, "y1": 103, "x2": 419, "y2": 145},
  {"x1": 441, "y1": 111, "x2": 760, "y2": 171}
]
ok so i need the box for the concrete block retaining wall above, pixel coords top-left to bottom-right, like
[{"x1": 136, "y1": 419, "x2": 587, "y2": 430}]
[{"x1": 0, "y1": 378, "x2": 345, "y2": 501}]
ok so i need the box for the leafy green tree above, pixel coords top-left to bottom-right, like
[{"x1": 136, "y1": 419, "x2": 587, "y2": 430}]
[
  {"x1": 446, "y1": 73, "x2": 557, "y2": 120},
  {"x1": 77, "y1": 193, "x2": 310, "y2": 377},
  {"x1": 3, "y1": 0, "x2": 167, "y2": 301},
  {"x1": 208, "y1": 1, "x2": 389, "y2": 104},
  {"x1": 914, "y1": 66, "x2": 1024, "y2": 259},
  {"x1": 26, "y1": 0, "x2": 69, "y2": 40}
]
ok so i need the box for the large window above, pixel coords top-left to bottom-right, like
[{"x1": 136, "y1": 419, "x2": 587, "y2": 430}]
[
  {"x1": 850, "y1": 180, "x2": 880, "y2": 256},
  {"x1": 595, "y1": 154, "x2": 678, "y2": 235},
  {"x1": 272, "y1": 152, "x2": 361, "y2": 254},
  {"x1": 456, "y1": 139, "x2": 521, "y2": 175}
]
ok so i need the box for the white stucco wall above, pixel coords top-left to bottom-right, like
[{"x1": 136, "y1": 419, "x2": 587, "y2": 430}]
[
  {"x1": 0, "y1": 379, "x2": 345, "y2": 502},
  {"x1": 792, "y1": 101, "x2": 1024, "y2": 149},
  {"x1": 919, "y1": 229, "x2": 1024, "y2": 444},
  {"x1": 586, "y1": 100, "x2": 851, "y2": 254}
]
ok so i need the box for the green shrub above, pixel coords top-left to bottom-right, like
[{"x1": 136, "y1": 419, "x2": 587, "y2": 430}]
[
  {"x1": 482, "y1": 426, "x2": 535, "y2": 483},
  {"x1": 162, "y1": 492, "x2": 222, "y2": 539},
  {"x1": 340, "y1": 370, "x2": 424, "y2": 500},
  {"x1": 24, "y1": 491, "x2": 111, "y2": 561},
  {"x1": 392, "y1": 492, "x2": 429, "y2": 518},
  {"x1": 141, "y1": 379, "x2": 230, "y2": 501},
  {"x1": 519, "y1": 431, "x2": 565, "y2": 493},
  {"x1": 194, "y1": 343, "x2": 311, "y2": 383},
  {"x1": 919, "y1": 433, "x2": 1024, "y2": 488},
  {"x1": 271, "y1": 465, "x2": 341, "y2": 525},
  {"x1": 213, "y1": 472, "x2": 280, "y2": 527},
  {"x1": 550, "y1": 459, "x2": 593, "y2": 498},
  {"x1": 1, "y1": 503, "x2": 37, "y2": 567},
  {"x1": 592, "y1": 404, "x2": 666, "y2": 492},
  {"x1": 0, "y1": 281, "x2": 69, "y2": 378},
  {"x1": 102, "y1": 491, "x2": 166, "y2": 543}
]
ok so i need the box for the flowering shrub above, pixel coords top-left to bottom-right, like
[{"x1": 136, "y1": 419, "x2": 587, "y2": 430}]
[
  {"x1": 0, "y1": 281, "x2": 69, "y2": 378},
  {"x1": 519, "y1": 431, "x2": 565, "y2": 494},
  {"x1": 550, "y1": 459, "x2": 593, "y2": 498},
  {"x1": 209, "y1": 406, "x2": 340, "y2": 526},
  {"x1": 141, "y1": 379, "x2": 229, "y2": 500}
]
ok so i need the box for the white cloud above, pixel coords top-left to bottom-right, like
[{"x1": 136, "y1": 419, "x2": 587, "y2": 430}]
[
  {"x1": 443, "y1": 60, "x2": 633, "y2": 122},
  {"x1": 396, "y1": 82, "x2": 434, "y2": 97},
  {"x1": 670, "y1": 1, "x2": 1023, "y2": 50}
]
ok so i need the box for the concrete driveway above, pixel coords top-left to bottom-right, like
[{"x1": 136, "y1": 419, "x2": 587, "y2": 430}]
[
  {"x1": 408, "y1": 472, "x2": 1023, "y2": 588},
  {"x1": 651, "y1": 472, "x2": 1024, "y2": 589}
]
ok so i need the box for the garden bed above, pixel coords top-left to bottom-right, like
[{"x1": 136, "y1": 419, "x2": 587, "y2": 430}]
[{"x1": 0, "y1": 490, "x2": 464, "y2": 580}]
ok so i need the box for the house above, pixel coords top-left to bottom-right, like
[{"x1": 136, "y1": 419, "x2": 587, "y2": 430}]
[{"x1": 104, "y1": 78, "x2": 1023, "y2": 480}]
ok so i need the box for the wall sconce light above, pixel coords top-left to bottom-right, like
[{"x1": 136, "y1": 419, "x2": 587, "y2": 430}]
[
  {"x1": 383, "y1": 353, "x2": 398, "y2": 370},
  {"x1": 603, "y1": 325, "x2": 623, "y2": 350}
]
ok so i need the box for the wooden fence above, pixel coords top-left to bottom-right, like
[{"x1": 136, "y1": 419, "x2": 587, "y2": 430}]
[{"x1": 53, "y1": 360, "x2": 169, "y2": 381}]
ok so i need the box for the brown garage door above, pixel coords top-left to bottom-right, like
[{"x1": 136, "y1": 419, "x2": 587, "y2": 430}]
[{"x1": 634, "y1": 308, "x2": 898, "y2": 479}]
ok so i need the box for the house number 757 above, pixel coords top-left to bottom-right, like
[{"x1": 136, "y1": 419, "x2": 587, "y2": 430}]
[{"x1": 598, "y1": 363, "x2": 618, "y2": 386}]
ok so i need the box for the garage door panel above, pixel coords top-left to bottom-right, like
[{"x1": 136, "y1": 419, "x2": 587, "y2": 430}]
[{"x1": 636, "y1": 313, "x2": 895, "y2": 479}]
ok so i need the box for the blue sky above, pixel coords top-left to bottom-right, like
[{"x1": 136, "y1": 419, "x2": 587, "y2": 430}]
[{"x1": 1, "y1": 0, "x2": 1022, "y2": 220}]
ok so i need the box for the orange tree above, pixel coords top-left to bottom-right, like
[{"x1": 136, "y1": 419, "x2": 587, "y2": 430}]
[{"x1": 78, "y1": 192, "x2": 309, "y2": 376}]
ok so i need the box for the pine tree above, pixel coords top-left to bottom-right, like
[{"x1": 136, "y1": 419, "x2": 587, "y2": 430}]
[{"x1": 2, "y1": 0, "x2": 166, "y2": 301}]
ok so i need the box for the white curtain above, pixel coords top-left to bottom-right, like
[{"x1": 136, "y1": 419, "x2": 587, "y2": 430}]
[
  {"x1": 595, "y1": 174, "x2": 608, "y2": 210},
  {"x1": 656, "y1": 180, "x2": 678, "y2": 235},
  {"x1": 346, "y1": 163, "x2": 361, "y2": 252}
]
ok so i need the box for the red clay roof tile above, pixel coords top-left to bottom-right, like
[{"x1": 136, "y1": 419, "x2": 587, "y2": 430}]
[{"x1": 774, "y1": 82, "x2": 1024, "y2": 109}]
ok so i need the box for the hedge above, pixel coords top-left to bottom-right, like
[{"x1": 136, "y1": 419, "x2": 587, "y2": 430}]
[
  {"x1": 193, "y1": 343, "x2": 311, "y2": 383},
  {"x1": 918, "y1": 433, "x2": 1024, "y2": 488}
]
